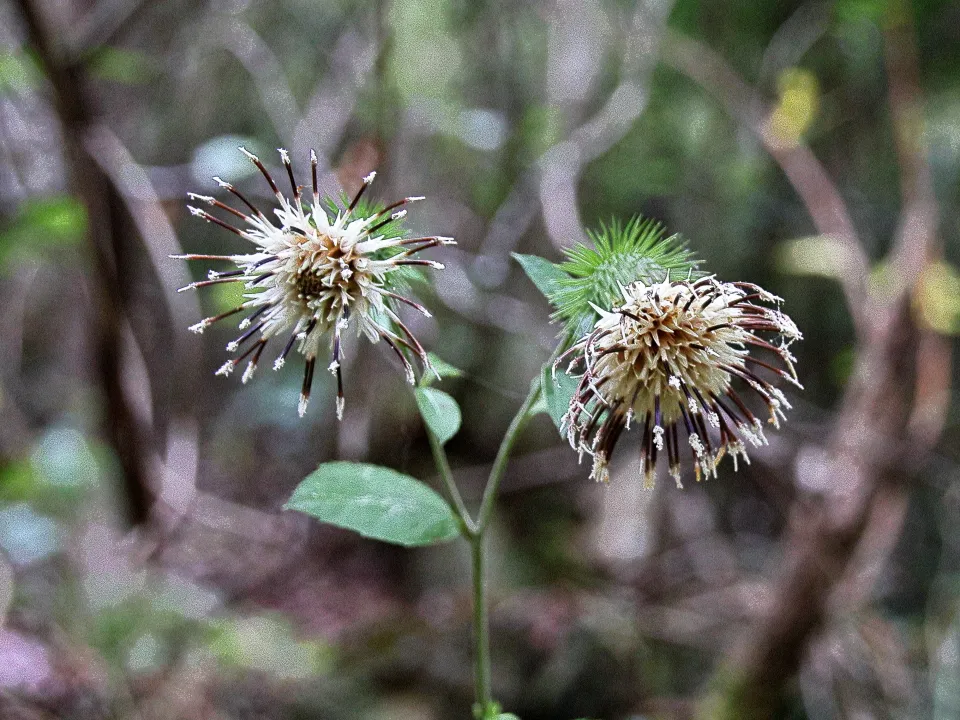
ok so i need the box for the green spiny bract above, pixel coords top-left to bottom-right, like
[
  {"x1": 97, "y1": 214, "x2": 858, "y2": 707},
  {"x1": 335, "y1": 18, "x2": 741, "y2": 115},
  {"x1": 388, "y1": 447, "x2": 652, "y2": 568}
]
[{"x1": 548, "y1": 216, "x2": 701, "y2": 343}]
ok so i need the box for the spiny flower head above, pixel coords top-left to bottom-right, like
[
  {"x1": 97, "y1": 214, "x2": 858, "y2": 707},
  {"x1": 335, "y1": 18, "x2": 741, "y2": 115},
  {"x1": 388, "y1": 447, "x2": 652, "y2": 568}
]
[
  {"x1": 549, "y1": 216, "x2": 701, "y2": 343},
  {"x1": 176, "y1": 147, "x2": 453, "y2": 419},
  {"x1": 557, "y1": 276, "x2": 802, "y2": 486}
]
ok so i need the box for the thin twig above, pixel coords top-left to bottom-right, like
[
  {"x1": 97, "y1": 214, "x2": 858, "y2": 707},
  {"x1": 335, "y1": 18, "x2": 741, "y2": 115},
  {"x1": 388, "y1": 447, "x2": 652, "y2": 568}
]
[{"x1": 425, "y1": 426, "x2": 476, "y2": 535}]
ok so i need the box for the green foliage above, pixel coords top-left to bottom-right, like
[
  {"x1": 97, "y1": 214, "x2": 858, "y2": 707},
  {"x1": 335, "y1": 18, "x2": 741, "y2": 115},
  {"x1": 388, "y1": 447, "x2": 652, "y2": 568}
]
[
  {"x1": 424, "y1": 352, "x2": 464, "y2": 380},
  {"x1": 0, "y1": 51, "x2": 40, "y2": 93},
  {"x1": 415, "y1": 387, "x2": 462, "y2": 444},
  {"x1": 513, "y1": 252, "x2": 568, "y2": 299},
  {"x1": 835, "y1": 0, "x2": 893, "y2": 26},
  {"x1": 0, "y1": 196, "x2": 86, "y2": 271},
  {"x1": 208, "y1": 614, "x2": 332, "y2": 679},
  {"x1": 86, "y1": 47, "x2": 153, "y2": 85},
  {"x1": 210, "y1": 280, "x2": 247, "y2": 313},
  {"x1": 0, "y1": 427, "x2": 107, "y2": 520},
  {"x1": 540, "y1": 363, "x2": 578, "y2": 433},
  {"x1": 347, "y1": 197, "x2": 427, "y2": 293},
  {"x1": 549, "y1": 216, "x2": 700, "y2": 341},
  {"x1": 776, "y1": 235, "x2": 852, "y2": 280},
  {"x1": 285, "y1": 462, "x2": 460, "y2": 547}
]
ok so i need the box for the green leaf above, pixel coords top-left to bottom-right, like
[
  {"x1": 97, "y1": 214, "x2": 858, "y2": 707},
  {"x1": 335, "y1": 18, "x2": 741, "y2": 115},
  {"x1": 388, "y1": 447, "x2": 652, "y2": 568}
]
[
  {"x1": 540, "y1": 362, "x2": 579, "y2": 432},
  {"x1": 0, "y1": 51, "x2": 40, "y2": 93},
  {"x1": 424, "y1": 352, "x2": 464, "y2": 382},
  {"x1": 285, "y1": 462, "x2": 460, "y2": 547},
  {"x1": 0, "y1": 196, "x2": 87, "y2": 271},
  {"x1": 512, "y1": 252, "x2": 567, "y2": 300},
  {"x1": 474, "y1": 702, "x2": 505, "y2": 720},
  {"x1": 529, "y1": 392, "x2": 548, "y2": 417},
  {"x1": 415, "y1": 387, "x2": 462, "y2": 445}
]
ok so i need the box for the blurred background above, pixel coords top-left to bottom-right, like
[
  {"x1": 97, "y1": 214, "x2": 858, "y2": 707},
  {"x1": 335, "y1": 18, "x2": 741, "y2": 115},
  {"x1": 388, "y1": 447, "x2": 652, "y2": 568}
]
[{"x1": 1, "y1": 0, "x2": 959, "y2": 717}]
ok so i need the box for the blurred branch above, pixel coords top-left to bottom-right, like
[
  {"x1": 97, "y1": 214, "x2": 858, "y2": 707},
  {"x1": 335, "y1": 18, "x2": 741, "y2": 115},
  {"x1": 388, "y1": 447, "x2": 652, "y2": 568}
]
[
  {"x1": 476, "y1": 0, "x2": 675, "y2": 263},
  {"x1": 539, "y1": 0, "x2": 675, "y2": 250},
  {"x1": 690, "y1": 10, "x2": 949, "y2": 717},
  {"x1": 661, "y1": 29, "x2": 869, "y2": 338},
  {"x1": 84, "y1": 125, "x2": 201, "y2": 344},
  {"x1": 881, "y1": 7, "x2": 950, "y2": 451},
  {"x1": 14, "y1": 0, "x2": 154, "y2": 526},
  {"x1": 0, "y1": 101, "x2": 28, "y2": 198},
  {"x1": 292, "y1": 27, "x2": 378, "y2": 184},
  {"x1": 208, "y1": 14, "x2": 300, "y2": 144},
  {"x1": 883, "y1": 10, "x2": 939, "y2": 282},
  {"x1": 73, "y1": 0, "x2": 154, "y2": 58},
  {"x1": 757, "y1": 1, "x2": 831, "y2": 87}
]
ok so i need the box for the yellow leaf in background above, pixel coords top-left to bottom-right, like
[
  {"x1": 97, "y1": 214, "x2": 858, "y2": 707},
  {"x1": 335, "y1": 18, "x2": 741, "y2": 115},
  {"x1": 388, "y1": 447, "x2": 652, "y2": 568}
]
[
  {"x1": 915, "y1": 261, "x2": 960, "y2": 334},
  {"x1": 775, "y1": 235, "x2": 858, "y2": 280},
  {"x1": 766, "y1": 68, "x2": 820, "y2": 147}
]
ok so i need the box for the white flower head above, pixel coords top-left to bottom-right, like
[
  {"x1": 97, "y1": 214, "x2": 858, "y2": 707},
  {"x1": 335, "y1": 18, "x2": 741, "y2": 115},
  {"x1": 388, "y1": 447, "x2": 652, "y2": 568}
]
[
  {"x1": 557, "y1": 277, "x2": 802, "y2": 486},
  {"x1": 176, "y1": 149, "x2": 452, "y2": 418}
]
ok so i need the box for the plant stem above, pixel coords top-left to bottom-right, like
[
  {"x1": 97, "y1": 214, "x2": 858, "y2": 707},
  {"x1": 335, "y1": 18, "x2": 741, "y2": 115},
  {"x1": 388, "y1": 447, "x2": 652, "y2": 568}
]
[
  {"x1": 470, "y1": 532, "x2": 492, "y2": 715},
  {"x1": 476, "y1": 377, "x2": 542, "y2": 533},
  {"x1": 469, "y1": 377, "x2": 543, "y2": 717},
  {"x1": 426, "y1": 427, "x2": 476, "y2": 535},
  {"x1": 420, "y1": 373, "x2": 545, "y2": 717}
]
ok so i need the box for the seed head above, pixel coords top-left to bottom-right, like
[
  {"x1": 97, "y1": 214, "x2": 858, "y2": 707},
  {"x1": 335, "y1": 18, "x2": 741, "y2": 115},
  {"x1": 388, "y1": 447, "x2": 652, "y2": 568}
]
[
  {"x1": 175, "y1": 148, "x2": 452, "y2": 418},
  {"x1": 558, "y1": 276, "x2": 802, "y2": 486}
]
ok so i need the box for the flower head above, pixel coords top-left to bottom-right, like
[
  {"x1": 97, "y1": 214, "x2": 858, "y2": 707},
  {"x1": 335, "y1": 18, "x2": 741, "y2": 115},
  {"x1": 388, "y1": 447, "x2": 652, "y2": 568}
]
[
  {"x1": 176, "y1": 148, "x2": 453, "y2": 418},
  {"x1": 557, "y1": 276, "x2": 802, "y2": 486}
]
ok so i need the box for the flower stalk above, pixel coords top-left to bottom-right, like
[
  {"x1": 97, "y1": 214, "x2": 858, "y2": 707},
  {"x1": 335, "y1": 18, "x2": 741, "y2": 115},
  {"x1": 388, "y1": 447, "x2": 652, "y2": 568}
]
[
  {"x1": 470, "y1": 533, "x2": 493, "y2": 717},
  {"x1": 421, "y1": 374, "x2": 544, "y2": 716}
]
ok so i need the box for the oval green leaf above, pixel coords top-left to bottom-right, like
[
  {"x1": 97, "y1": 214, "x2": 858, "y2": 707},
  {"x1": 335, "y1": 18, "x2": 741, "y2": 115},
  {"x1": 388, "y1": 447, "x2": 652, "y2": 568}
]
[
  {"x1": 415, "y1": 387, "x2": 462, "y2": 445},
  {"x1": 285, "y1": 462, "x2": 460, "y2": 547}
]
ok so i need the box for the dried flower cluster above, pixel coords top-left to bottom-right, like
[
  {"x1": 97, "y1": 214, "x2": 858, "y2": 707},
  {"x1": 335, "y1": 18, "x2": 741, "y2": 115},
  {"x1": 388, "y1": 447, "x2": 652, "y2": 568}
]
[
  {"x1": 558, "y1": 276, "x2": 802, "y2": 486},
  {"x1": 177, "y1": 148, "x2": 452, "y2": 418}
]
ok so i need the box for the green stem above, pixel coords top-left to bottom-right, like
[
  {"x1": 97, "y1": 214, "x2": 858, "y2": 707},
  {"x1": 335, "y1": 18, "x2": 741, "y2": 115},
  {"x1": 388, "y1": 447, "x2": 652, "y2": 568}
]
[
  {"x1": 426, "y1": 427, "x2": 476, "y2": 535},
  {"x1": 476, "y1": 377, "x2": 542, "y2": 533},
  {"x1": 419, "y1": 372, "x2": 545, "y2": 718},
  {"x1": 470, "y1": 377, "x2": 543, "y2": 718},
  {"x1": 470, "y1": 533, "x2": 492, "y2": 716}
]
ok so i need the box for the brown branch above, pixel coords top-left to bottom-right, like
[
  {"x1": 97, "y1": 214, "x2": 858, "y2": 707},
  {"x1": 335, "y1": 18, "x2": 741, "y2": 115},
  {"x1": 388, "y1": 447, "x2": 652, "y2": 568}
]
[
  {"x1": 881, "y1": 8, "x2": 950, "y2": 452},
  {"x1": 699, "y1": 295, "x2": 919, "y2": 720},
  {"x1": 662, "y1": 20, "x2": 949, "y2": 720},
  {"x1": 883, "y1": 13, "x2": 939, "y2": 282},
  {"x1": 15, "y1": 0, "x2": 153, "y2": 527}
]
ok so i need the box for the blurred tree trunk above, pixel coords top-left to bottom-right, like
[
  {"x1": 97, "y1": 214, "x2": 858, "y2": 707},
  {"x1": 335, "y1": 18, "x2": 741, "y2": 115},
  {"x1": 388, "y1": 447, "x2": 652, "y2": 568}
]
[{"x1": 16, "y1": 0, "x2": 152, "y2": 526}]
